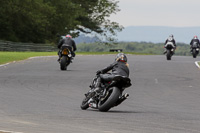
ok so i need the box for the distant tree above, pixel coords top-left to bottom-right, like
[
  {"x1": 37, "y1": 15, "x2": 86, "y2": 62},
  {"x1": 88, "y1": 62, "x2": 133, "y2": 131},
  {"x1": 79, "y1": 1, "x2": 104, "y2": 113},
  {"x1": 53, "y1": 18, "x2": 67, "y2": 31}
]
[
  {"x1": 0, "y1": 0, "x2": 122, "y2": 43},
  {"x1": 72, "y1": 0, "x2": 123, "y2": 41},
  {"x1": 0, "y1": 0, "x2": 56, "y2": 43},
  {"x1": 77, "y1": 42, "x2": 191, "y2": 56}
]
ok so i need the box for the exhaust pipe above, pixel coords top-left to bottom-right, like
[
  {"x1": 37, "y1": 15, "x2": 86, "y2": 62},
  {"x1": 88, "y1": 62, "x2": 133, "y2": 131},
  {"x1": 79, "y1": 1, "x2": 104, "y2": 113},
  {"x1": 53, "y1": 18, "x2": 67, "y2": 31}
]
[{"x1": 114, "y1": 93, "x2": 129, "y2": 106}]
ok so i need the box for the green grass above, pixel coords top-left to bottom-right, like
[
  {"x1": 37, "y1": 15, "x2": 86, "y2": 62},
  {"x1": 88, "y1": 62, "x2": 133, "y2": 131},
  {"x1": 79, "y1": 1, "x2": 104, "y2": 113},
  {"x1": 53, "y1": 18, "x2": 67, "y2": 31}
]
[
  {"x1": 0, "y1": 51, "x2": 150, "y2": 65},
  {"x1": 76, "y1": 51, "x2": 153, "y2": 55},
  {"x1": 0, "y1": 52, "x2": 57, "y2": 65}
]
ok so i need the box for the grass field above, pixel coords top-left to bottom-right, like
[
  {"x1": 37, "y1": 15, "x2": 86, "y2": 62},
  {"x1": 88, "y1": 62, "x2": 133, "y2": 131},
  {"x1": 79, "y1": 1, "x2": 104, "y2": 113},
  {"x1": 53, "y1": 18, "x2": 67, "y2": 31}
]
[
  {"x1": 0, "y1": 51, "x2": 163, "y2": 65},
  {"x1": 0, "y1": 51, "x2": 121, "y2": 65},
  {"x1": 0, "y1": 51, "x2": 200, "y2": 67},
  {"x1": 0, "y1": 52, "x2": 57, "y2": 65}
]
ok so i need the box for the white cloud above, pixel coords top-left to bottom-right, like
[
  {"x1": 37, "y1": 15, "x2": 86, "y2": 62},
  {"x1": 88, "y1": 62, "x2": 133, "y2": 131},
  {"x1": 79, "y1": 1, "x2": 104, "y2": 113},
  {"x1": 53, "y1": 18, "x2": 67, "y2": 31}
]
[{"x1": 110, "y1": 0, "x2": 200, "y2": 27}]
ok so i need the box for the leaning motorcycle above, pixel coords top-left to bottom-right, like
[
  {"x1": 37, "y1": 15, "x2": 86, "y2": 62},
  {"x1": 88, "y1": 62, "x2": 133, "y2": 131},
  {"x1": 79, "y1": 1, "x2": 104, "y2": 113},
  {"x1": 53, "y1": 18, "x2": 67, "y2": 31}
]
[
  {"x1": 191, "y1": 42, "x2": 199, "y2": 58},
  {"x1": 59, "y1": 44, "x2": 72, "y2": 70},
  {"x1": 80, "y1": 74, "x2": 132, "y2": 112},
  {"x1": 164, "y1": 42, "x2": 175, "y2": 60}
]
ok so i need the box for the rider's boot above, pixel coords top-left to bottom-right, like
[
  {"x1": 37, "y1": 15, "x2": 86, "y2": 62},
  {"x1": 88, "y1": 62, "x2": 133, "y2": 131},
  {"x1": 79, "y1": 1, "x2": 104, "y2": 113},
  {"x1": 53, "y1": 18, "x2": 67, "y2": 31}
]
[
  {"x1": 94, "y1": 77, "x2": 103, "y2": 94},
  {"x1": 70, "y1": 57, "x2": 74, "y2": 63},
  {"x1": 57, "y1": 57, "x2": 61, "y2": 62}
]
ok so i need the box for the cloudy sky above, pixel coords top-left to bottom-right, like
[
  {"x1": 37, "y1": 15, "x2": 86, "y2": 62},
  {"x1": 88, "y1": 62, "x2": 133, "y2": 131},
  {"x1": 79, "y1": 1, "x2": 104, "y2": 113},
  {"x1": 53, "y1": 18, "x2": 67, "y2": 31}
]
[{"x1": 110, "y1": 0, "x2": 200, "y2": 27}]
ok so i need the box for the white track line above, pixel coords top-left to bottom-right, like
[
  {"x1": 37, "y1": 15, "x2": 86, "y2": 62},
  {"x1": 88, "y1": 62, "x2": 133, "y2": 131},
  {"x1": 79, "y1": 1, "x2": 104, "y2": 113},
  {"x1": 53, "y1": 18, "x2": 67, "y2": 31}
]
[
  {"x1": 0, "y1": 63, "x2": 10, "y2": 67},
  {"x1": 195, "y1": 61, "x2": 200, "y2": 69},
  {"x1": 0, "y1": 56, "x2": 56, "y2": 68},
  {"x1": 0, "y1": 130, "x2": 23, "y2": 133}
]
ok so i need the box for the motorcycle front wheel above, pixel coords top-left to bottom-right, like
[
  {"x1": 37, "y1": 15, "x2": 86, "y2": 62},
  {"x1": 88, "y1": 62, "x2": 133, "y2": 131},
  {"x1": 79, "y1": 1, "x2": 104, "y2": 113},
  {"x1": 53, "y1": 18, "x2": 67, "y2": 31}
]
[
  {"x1": 98, "y1": 87, "x2": 120, "y2": 112},
  {"x1": 80, "y1": 96, "x2": 90, "y2": 110}
]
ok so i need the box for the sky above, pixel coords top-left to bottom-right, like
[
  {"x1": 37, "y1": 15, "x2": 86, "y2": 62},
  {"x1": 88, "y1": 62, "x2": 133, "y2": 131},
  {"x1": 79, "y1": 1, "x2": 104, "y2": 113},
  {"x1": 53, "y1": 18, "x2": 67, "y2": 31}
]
[{"x1": 110, "y1": 0, "x2": 200, "y2": 27}]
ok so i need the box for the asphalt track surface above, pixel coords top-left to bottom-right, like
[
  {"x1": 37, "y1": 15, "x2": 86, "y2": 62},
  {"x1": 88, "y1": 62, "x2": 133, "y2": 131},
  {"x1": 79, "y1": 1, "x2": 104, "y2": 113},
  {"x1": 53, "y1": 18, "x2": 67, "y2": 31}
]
[{"x1": 0, "y1": 55, "x2": 200, "y2": 133}]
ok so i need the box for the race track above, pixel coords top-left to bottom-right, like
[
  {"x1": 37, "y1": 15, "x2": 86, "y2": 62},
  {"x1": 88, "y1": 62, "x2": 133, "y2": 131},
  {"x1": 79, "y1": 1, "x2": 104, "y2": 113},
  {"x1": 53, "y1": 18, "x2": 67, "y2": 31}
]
[{"x1": 0, "y1": 55, "x2": 200, "y2": 133}]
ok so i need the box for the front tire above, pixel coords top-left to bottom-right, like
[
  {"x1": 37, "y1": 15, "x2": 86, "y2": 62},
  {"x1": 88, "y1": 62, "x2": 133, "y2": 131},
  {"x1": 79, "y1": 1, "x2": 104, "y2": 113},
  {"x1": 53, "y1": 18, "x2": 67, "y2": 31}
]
[
  {"x1": 80, "y1": 96, "x2": 90, "y2": 110},
  {"x1": 98, "y1": 87, "x2": 121, "y2": 112}
]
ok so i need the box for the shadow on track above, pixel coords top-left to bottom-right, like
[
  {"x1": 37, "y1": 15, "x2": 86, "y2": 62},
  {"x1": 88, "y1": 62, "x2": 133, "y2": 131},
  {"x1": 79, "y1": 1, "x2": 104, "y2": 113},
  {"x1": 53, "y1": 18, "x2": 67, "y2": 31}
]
[{"x1": 85, "y1": 109, "x2": 146, "y2": 114}]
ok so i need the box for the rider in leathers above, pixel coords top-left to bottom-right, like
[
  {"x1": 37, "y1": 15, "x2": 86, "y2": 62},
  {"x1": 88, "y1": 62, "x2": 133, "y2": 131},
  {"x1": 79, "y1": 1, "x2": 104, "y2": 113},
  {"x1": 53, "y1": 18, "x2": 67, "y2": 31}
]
[
  {"x1": 190, "y1": 35, "x2": 200, "y2": 53},
  {"x1": 163, "y1": 34, "x2": 176, "y2": 54},
  {"x1": 94, "y1": 53, "x2": 129, "y2": 93},
  {"x1": 57, "y1": 35, "x2": 77, "y2": 61}
]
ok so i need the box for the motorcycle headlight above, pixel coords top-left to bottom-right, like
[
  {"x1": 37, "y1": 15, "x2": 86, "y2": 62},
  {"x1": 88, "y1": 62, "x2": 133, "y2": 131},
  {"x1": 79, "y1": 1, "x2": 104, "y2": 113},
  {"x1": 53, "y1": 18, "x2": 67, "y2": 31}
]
[
  {"x1": 196, "y1": 48, "x2": 199, "y2": 51},
  {"x1": 68, "y1": 54, "x2": 72, "y2": 57}
]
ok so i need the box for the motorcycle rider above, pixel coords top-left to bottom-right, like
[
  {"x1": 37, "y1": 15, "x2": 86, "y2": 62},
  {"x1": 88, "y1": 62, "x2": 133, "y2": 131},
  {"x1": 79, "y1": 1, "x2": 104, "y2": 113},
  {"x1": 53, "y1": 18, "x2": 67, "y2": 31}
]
[
  {"x1": 190, "y1": 35, "x2": 200, "y2": 53},
  {"x1": 93, "y1": 53, "x2": 129, "y2": 93},
  {"x1": 163, "y1": 34, "x2": 176, "y2": 54},
  {"x1": 57, "y1": 34, "x2": 77, "y2": 62}
]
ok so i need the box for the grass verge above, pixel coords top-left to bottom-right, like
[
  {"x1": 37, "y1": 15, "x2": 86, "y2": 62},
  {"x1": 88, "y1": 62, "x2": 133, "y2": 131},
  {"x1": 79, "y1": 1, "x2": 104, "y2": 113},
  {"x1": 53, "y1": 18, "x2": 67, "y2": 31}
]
[
  {"x1": 0, "y1": 51, "x2": 151, "y2": 65},
  {"x1": 76, "y1": 52, "x2": 153, "y2": 55},
  {"x1": 0, "y1": 51, "x2": 57, "y2": 65}
]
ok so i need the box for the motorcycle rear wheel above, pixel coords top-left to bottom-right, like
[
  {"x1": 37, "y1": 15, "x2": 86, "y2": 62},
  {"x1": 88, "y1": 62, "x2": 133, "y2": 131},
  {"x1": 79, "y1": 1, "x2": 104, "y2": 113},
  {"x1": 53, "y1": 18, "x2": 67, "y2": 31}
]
[
  {"x1": 166, "y1": 50, "x2": 171, "y2": 60},
  {"x1": 60, "y1": 56, "x2": 68, "y2": 70},
  {"x1": 98, "y1": 87, "x2": 120, "y2": 112},
  {"x1": 193, "y1": 49, "x2": 197, "y2": 58}
]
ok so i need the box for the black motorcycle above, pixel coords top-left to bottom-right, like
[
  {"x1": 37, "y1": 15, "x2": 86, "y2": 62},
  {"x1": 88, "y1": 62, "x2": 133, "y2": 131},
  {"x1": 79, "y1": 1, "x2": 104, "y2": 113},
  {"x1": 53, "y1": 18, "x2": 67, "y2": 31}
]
[
  {"x1": 59, "y1": 44, "x2": 72, "y2": 70},
  {"x1": 191, "y1": 43, "x2": 199, "y2": 58},
  {"x1": 80, "y1": 74, "x2": 132, "y2": 112},
  {"x1": 165, "y1": 42, "x2": 175, "y2": 60}
]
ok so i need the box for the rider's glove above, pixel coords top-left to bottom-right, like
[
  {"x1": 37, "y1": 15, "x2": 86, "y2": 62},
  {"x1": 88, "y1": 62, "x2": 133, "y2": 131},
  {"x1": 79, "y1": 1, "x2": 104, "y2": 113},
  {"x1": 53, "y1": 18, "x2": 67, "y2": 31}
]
[{"x1": 96, "y1": 70, "x2": 102, "y2": 75}]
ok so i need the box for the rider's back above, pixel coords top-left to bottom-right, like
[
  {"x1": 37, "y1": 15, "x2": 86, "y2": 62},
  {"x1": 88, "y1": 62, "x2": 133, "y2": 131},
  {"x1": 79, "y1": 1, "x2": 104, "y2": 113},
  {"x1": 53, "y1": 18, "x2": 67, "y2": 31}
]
[{"x1": 111, "y1": 61, "x2": 129, "y2": 77}]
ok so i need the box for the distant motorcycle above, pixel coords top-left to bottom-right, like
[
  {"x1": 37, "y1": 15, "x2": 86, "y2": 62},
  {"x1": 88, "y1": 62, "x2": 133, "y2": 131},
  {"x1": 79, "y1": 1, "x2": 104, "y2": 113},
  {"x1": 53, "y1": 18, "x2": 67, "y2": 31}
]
[
  {"x1": 191, "y1": 42, "x2": 199, "y2": 58},
  {"x1": 164, "y1": 42, "x2": 175, "y2": 60},
  {"x1": 80, "y1": 74, "x2": 132, "y2": 112},
  {"x1": 59, "y1": 44, "x2": 72, "y2": 70}
]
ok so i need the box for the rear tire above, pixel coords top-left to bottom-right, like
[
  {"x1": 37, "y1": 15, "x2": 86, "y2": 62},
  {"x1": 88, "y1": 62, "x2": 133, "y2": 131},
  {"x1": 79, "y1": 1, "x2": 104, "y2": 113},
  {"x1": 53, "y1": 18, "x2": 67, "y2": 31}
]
[
  {"x1": 98, "y1": 87, "x2": 120, "y2": 112},
  {"x1": 193, "y1": 49, "x2": 197, "y2": 58},
  {"x1": 60, "y1": 56, "x2": 68, "y2": 70},
  {"x1": 166, "y1": 50, "x2": 171, "y2": 60}
]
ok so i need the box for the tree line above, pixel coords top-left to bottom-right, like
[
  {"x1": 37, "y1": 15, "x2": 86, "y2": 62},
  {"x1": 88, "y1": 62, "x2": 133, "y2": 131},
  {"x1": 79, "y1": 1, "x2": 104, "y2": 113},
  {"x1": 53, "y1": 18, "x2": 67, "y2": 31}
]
[
  {"x1": 77, "y1": 42, "x2": 191, "y2": 56},
  {"x1": 0, "y1": 0, "x2": 122, "y2": 43}
]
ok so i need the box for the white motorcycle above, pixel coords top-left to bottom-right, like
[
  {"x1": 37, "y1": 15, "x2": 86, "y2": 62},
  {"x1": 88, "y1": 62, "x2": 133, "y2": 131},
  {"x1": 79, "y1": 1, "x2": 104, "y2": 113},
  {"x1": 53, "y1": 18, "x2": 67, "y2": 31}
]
[{"x1": 164, "y1": 42, "x2": 175, "y2": 60}]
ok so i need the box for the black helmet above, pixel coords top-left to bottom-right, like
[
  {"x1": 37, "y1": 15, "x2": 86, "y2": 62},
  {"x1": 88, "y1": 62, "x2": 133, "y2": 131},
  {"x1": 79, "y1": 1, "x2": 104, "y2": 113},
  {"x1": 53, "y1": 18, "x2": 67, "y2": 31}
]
[
  {"x1": 169, "y1": 34, "x2": 174, "y2": 38},
  {"x1": 115, "y1": 53, "x2": 127, "y2": 62}
]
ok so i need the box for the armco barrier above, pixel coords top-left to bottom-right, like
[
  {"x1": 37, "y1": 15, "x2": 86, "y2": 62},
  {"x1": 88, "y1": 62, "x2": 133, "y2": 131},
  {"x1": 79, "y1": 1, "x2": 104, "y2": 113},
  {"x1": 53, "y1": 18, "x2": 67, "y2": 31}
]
[{"x1": 0, "y1": 40, "x2": 57, "y2": 52}]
